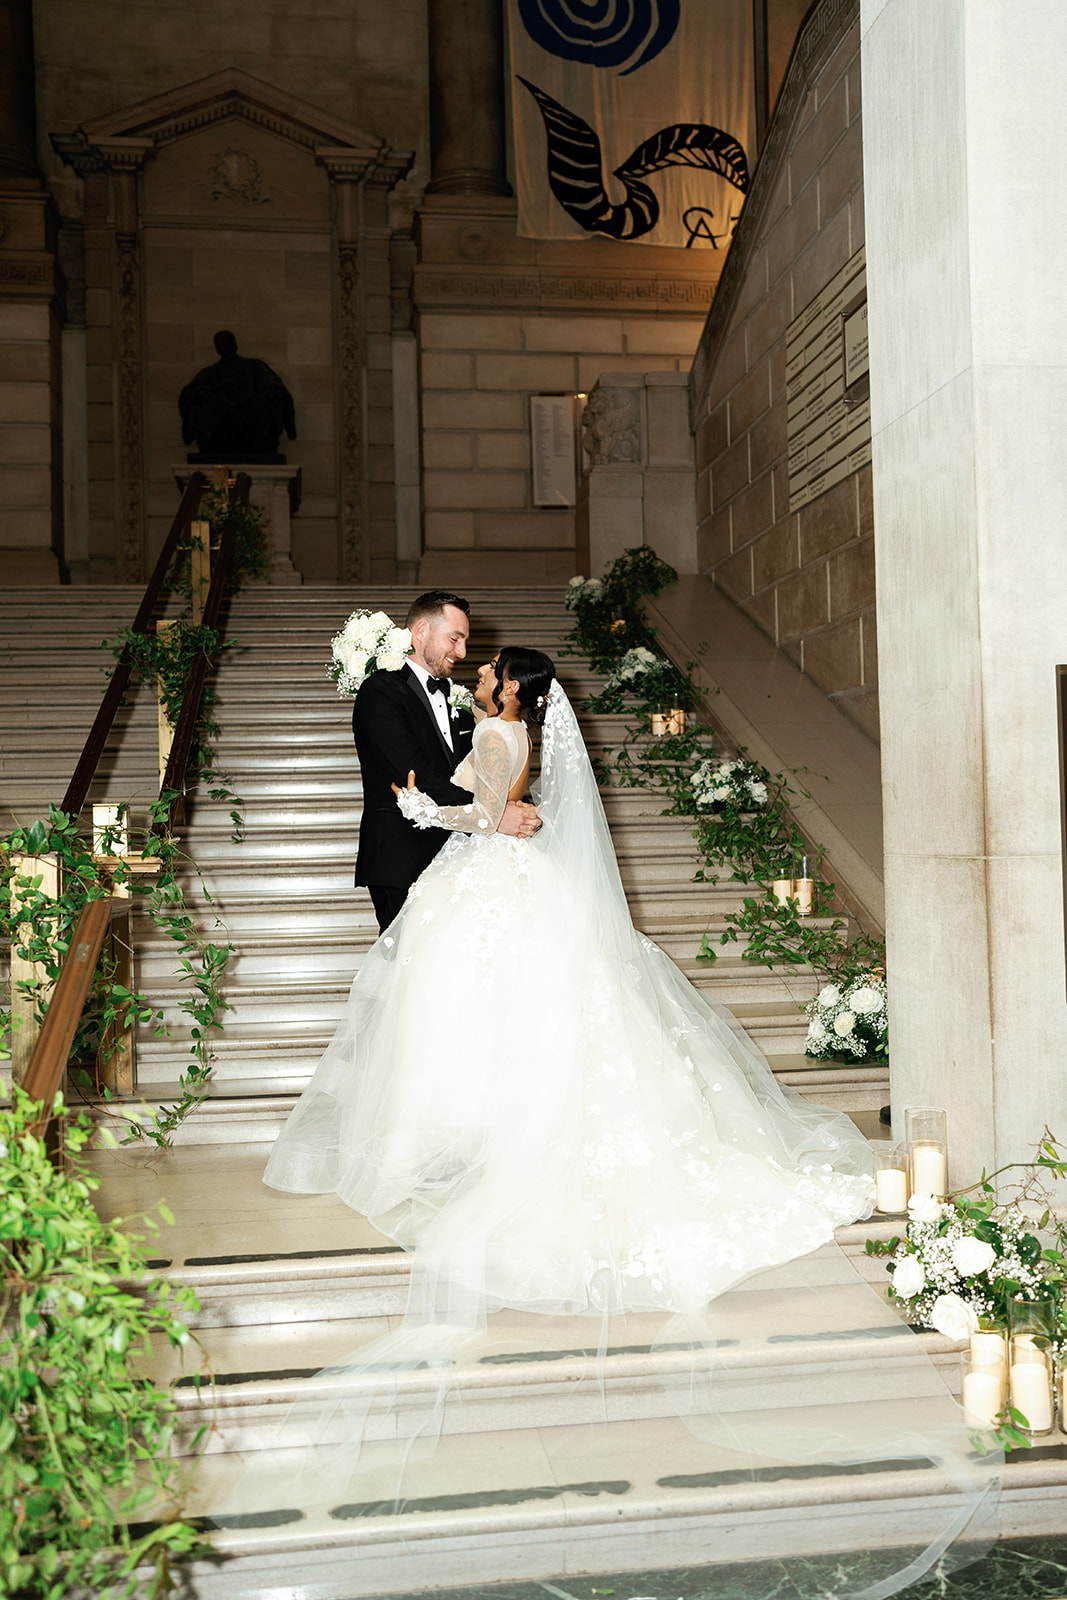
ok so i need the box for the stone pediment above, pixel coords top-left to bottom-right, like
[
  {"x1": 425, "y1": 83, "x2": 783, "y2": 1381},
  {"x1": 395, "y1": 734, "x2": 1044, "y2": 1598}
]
[{"x1": 53, "y1": 69, "x2": 409, "y2": 182}]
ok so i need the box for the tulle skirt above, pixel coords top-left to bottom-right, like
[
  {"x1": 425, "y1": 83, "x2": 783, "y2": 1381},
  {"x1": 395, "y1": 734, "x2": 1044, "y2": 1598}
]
[{"x1": 230, "y1": 830, "x2": 1002, "y2": 1597}]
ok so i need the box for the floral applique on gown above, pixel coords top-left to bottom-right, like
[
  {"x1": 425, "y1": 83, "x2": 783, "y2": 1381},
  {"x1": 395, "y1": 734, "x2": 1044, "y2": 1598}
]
[{"x1": 264, "y1": 694, "x2": 876, "y2": 1315}]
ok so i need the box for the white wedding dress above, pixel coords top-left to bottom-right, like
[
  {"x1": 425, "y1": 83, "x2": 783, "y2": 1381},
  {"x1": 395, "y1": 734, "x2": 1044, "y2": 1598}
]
[
  {"x1": 264, "y1": 688, "x2": 876, "y2": 1311},
  {"x1": 247, "y1": 685, "x2": 999, "y2": 1597}
]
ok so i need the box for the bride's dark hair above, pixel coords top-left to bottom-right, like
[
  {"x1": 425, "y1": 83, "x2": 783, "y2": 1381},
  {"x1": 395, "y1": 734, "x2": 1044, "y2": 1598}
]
[{"x1": 493, "y1": 647, "x2": 556, "y2": 725}]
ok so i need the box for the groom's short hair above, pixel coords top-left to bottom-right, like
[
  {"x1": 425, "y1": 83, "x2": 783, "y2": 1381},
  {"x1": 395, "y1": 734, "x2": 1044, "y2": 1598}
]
[{"x1": 405, "y1": 590, "x2": 470, "y2": 627}]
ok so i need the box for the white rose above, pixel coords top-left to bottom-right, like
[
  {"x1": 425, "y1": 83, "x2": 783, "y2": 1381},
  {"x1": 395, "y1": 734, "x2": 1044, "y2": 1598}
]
[
  {"x1": 342, "y1": 647, "x2": 370, "y2": 679},
  {"x1": 807, "y1": 1018, "x2": 826, "y2": 1042},
  {"x1": 850, "y1": 987, "x2": 883, "y2": 1015},
  {"x1": 818, "y1": 984, "x2": 841, "y2": 1007},
  {"x1": 951, "y1": 1237, "x2": 996, "y2": 1277},
  {"x1": 0, "y1": 1138, "x2": 7, "y2": 1159},
  {"x1": 567, "y1": 575, "x2": 585, "y2": 589},
  {"x1": 891, "y1": 1254, "x2": 927, "y2": 1299},
  {"x1": 908, "y1": 1192, "x2": 943, "y2": 1224},
  {"x1": 929, "y1": 1292, "x2": 978, "y2": 1342},
  {"x1": 383, "y1": 626, "x2": 411, "y2": 655},
  {"x1": 711, "y1": 785, "x2": 731, "y2": 801},
  {"x1": 746, "y1": 780, "x2": 768, "y2": 803},
  {"x1": 586, "y1": 578, "x2": 604, "y2": 597},
  {"x1": 833, "y1": 1011, "x2": 856, "y2": 1036},
  {"x1": 376, "y1": 650, "x2": 407, "y2": 673},
  {"x1": 367, "y1": 610, "x2": 393, "y2": 634},
  {"x1": 341, "y1": 613, "x2": 372, "y2": 643}
]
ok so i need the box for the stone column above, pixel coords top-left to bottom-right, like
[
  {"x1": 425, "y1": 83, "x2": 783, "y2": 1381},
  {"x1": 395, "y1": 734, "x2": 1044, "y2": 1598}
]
[
  {"x1": 862, "y1": 0, "x2": 1067, "y2": 1179},
  {"x1": 426, "y1": 0, "x2": 511, "y2": 195},
  {"x1": 0, "y1": 0, "x2": 63, "y2": 585}
]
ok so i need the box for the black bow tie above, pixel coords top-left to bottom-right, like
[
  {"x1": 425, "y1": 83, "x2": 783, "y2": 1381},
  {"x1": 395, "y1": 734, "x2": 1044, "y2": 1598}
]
[{"x1": 426, "y1": 676, "x2": 450, "y2": 697}]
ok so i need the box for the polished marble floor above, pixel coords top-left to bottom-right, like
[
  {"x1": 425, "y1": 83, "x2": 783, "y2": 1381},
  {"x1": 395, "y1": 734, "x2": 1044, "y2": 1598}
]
[{"x1": 370, "y1": 1534, "x2": 1067, "y2": 1600}]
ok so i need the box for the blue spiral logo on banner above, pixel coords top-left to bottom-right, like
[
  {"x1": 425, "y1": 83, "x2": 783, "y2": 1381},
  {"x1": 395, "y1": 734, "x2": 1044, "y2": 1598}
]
[{"x1": 517, "y1": 0, "x2": 680, "y2": 75}]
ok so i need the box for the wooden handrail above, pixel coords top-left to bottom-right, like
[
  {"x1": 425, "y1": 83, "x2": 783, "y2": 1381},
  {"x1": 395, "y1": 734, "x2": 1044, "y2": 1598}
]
[
  {"x1": 157, "y1": 471, "x2": 251, "y2": 830},
  {"x1": 61, "y1": 472, "x2": 206, "y2": 819},
  {"x1": 22, "y1": 897, "x2": 115, "y2": 1123}
]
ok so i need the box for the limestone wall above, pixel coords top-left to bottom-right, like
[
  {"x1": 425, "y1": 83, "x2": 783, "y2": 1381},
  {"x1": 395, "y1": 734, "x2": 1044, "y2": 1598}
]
[
  {"x1": 690, "y1": 1, "x2": 876, "y2": 741},
  {"x1": 414, "y1": 199, "x2": 711, "y2": 586}
]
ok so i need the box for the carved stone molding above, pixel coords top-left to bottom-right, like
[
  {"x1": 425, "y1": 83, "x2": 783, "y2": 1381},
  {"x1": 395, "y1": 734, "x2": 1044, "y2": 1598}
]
[
  {"x1": 0, "y1": 253, "x2": 54, "y2": 292},
  {"x1": 582, "y1": 382, "x2": 643, "y2": 467},
  {"x1": 115, "y1": 231, "x2": 144, "y2": 583},
  {"x1": 415, "y1": 269, "x2": 712, "y2": 313},
  {"x1": 337, "y1": 243, "x2": 363, "y2": 581}
]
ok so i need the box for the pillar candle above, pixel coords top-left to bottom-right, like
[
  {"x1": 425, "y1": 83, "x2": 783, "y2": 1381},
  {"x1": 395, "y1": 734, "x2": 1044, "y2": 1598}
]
[
  {"x1": 910, "y1": 1142, "x2": 948, "y2": 1197},
  {"x1": 1011, "y1": 1359, "x2": 1053, "y2": 1432},
  {"x1": 962, "y1": 1369, "x2": 1003, "y2": 1425},
  {"x1": 874, "y1": 1167, "x2": 908, "y2": 1213},
  {"x1": 772, "y1": 878, "x2": 793, "y2": 907}
]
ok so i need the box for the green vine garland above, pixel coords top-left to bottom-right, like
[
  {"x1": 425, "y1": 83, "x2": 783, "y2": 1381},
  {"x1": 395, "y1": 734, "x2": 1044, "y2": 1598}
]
[
  {"x1": 565, "y1": 547, "x2": 887, "y2": 1005},
  {"x1": 2, "y1": 489, "x2": 265, "y2": 1145}
]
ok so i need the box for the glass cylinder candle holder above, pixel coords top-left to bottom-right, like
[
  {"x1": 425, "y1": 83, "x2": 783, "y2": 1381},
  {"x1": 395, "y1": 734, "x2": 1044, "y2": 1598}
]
[
  {"x1": 650, "y1": 710, "x2": 669, "y2": 737},
  {"x1": 1009, "y1": 1300, "x2": 1055, "y2": 1435},
  {"x1": 1059, "y1": 1361, "x2": 1067, "y2": 1437},
  {"x1": 960, "y1": 1353, "x2": 1005, "y2": 1427},
  {"x1": 905, "y1": 1107, "x2": 948, "y2": 1198},
  {"x1": 788, "y1": 854, "x2": 812, "y2": 916},
  {"x1": 771, "y1": 876, "x2": 794, "y2": 908},
  {"x1": 1009, "y1": 1338, "x2": 1055, "y2": 1435},
  {"x1": 667, "y1": 706, "x2": 686, "y2": 735},
  {"x1": 873, "y1": 1146, "x2": 909, "y2": 1215},
  {"x1": 969, "y1": 1327, "x2": 1008, "y2": 1380}
]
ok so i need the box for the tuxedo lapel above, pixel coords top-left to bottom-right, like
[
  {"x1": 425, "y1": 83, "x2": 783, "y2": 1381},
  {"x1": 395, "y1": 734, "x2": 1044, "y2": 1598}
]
[{"x1": 402, "y1": 668, "x2": 456, "y2": 764}]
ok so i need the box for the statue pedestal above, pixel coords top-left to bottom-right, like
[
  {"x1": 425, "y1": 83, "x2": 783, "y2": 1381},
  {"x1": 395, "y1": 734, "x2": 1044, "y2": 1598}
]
[{"x1": 173, "y1": 465, "x2": 302, "y2": 586}]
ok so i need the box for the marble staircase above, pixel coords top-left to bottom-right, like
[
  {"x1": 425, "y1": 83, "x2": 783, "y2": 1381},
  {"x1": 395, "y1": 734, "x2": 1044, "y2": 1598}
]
[
  {"x1": 8, "y1": 583, "x2": 996, "y2": 1597},
  {"x1": 1, "y1": 584, "x2": 888, "y2": 1133}
]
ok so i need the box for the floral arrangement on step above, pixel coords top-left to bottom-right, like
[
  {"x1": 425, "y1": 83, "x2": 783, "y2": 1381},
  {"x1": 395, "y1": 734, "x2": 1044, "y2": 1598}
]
[
  {"x1": 690, "y1": 756, "x2": 769, "y2": 811},
  {"x1": 560, "y1": 545, "x2": 888, "y2": 993},
  {"x1": 867, "y1": 1134, "x2": 1067, "y2": 1447},
  {"x1": 804, "y1": 973, "x2": 888, "y2": 1064},
  {"x1": 328, "y1": 609, "x2": 413, "y2": 696}
]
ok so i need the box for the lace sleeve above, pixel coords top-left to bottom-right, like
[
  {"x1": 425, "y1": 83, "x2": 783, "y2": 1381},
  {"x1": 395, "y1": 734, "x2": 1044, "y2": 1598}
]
[{"x1": 396, "y1": 723, "x2": 514, "y2": 835}]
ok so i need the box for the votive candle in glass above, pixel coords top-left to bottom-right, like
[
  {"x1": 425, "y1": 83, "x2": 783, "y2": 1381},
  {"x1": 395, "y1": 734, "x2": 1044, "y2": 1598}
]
[
  {"x1": 771, "y1": 876, "x2": 794, "y2": 907},
  {"x1": 1010, "y1": 1341, "x2": 1054, "y2": 1435},
  {"x1": 960, "y1": 1355, "x2": 1004, "y2": 1427},
  {"x1": 905, "y1": 1107, "x2": 948, "y2": 1198},
  {"x1": 873, "y1": 1146, "x2": 908, "y2": 1215}
]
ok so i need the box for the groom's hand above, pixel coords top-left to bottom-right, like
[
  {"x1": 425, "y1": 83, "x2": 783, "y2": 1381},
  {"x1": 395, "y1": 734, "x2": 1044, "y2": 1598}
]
[{"x1": 498, "y1": 800, "x2": 541, "y2": 838}]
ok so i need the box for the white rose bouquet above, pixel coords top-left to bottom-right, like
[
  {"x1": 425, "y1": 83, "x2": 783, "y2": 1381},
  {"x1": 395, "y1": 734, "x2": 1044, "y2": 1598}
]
[
  {"x1": 327, "y1": 609, "x2": 412, "y2": 696},
  {"x1": 804, "y1": 971, "x2": 888, "y2": 1064},
  {"x1": 564, "y1": 575, "x2": 605, "y2": 611},
  {"x1": 872, "y1": 1191, "x2": 1051, "y2": 1338},
  {"x1": 690, "y1": 756, "x2": 770, "y2": 812}
]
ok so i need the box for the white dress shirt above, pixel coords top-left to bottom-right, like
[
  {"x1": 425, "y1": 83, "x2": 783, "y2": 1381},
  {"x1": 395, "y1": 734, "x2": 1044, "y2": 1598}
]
[{"x1": 408, "y1": 659, "x2": 454, "y2": 750}]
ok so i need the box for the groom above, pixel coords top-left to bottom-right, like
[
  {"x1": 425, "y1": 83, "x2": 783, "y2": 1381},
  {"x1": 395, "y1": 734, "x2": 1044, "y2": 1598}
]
[{"x1": 353, "y1": 589, "x2": 538, "y2": 931}]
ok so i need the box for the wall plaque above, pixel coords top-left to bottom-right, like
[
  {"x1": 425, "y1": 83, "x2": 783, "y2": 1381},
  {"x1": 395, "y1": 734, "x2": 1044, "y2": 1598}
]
[
  {"x1": 786, "y1": 247, "x2": 871, "y2": 512},
  {"x1": 530, "y1": 394, "x2": 579, "y2": 507}
]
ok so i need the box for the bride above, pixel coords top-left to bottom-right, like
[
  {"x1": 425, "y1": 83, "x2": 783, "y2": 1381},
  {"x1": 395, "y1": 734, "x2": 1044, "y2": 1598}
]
[
  {"x1": 247, "y1": 649, "x2": 998, "y2": 1597},
  {"x1": 264, "y1": 648, "x2": 877, "y2": 1307}
]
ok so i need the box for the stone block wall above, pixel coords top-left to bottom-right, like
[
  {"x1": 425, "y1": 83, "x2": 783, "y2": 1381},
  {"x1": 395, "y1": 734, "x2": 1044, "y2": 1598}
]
[
  {"x1": 415, "y1": 198, "x2": 712, "y2": 586},
  {"x1": 690, "y1": 2, "x2": 877, "y2": 741}
]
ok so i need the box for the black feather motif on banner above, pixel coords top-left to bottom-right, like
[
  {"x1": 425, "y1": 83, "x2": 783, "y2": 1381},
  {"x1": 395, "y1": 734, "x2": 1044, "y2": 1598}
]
[{"x1": 518, "y1": 77, "x2": 749, "y2": 241}]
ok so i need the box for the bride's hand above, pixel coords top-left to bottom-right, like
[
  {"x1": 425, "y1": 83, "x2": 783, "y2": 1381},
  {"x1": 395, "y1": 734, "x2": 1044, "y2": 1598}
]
[{"x1": 390, "y1": 770, "x2": 418, "y2": 797}]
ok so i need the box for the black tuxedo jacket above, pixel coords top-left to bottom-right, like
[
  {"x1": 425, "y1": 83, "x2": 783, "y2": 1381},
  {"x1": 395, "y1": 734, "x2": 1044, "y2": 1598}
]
[{"x1": 353, "y1": 664, "x2": 476, "y2": 892}]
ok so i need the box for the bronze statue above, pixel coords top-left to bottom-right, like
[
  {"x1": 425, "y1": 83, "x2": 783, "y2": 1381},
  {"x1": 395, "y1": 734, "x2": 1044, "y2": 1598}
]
[{"x1": 179, "y1": 330, "x2": 297, "y2": 462}]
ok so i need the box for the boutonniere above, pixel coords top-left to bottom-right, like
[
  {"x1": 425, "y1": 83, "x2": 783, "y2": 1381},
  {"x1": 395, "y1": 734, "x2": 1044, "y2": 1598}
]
[{"x1": 448, "y1": 684, "x2": 475, "y2": 720}]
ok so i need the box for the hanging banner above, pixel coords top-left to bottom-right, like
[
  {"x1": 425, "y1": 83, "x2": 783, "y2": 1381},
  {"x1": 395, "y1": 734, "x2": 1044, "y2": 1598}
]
[{"x1": 508, "y1": 0, "x2": 754, "y2": 250}]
